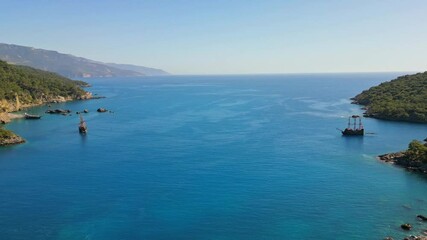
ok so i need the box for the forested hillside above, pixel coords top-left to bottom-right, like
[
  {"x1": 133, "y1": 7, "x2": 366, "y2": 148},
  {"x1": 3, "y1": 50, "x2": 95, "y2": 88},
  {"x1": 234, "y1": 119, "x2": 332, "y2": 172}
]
[
  {"x1": 352, "y1": 72, "x2": 427, "y2": 123},
  {"x1": 0, "y1": 60, "x2": 88, "y2": 112}
]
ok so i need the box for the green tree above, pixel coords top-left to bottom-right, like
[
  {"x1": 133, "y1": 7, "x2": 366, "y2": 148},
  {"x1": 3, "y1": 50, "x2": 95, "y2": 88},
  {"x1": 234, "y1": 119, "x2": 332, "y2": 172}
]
[{"x1": 406, "y1": 140, "x2": 427, "y2": 163}]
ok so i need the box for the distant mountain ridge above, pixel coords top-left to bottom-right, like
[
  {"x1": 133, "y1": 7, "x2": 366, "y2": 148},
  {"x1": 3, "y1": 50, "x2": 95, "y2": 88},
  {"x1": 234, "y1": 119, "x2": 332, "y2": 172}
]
[
  {"x1": 104, "y1": 62, "x2": 168, "y2": 76},
  {"x1": 0, "y1": 43, "x2": 169, "y2": 78}
]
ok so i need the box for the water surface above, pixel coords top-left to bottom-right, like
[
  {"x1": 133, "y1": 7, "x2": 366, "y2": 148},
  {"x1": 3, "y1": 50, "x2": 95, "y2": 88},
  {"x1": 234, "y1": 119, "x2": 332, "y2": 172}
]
[{"x1": 1, "y1": 73, "x2": 426, "y2": 239}]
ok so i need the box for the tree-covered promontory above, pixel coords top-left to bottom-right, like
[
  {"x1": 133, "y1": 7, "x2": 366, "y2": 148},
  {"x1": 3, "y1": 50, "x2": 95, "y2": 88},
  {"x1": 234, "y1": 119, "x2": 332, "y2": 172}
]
[
  {"x1": 0, "y1": 60, "x2": 89, "y2": 112},
  {"x1": 0, "y1": 60, "x2": 90, "y2": 146},
  {"x1": 379, "y1": 139, "x2": 427, "y2": 174},
  {"x1": 352, "y1": 72, "x2": 427, "y2": 123},
  {"x1": 0, "y1": 127, "x2": 24, "y2": 146}
]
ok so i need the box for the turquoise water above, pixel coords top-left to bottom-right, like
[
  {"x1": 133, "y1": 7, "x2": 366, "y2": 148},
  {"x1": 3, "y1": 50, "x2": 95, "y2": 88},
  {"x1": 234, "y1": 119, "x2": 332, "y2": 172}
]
[{"x1": 1, "y1": 74, "x2": 426, "y2": 239}]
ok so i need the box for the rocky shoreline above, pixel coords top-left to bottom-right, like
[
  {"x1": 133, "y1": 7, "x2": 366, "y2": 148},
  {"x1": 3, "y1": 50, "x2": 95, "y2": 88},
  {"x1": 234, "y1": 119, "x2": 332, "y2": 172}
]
[
  {"x1": 0, "y1": 92, "x2": 93, "y2": 124},
  {"x1": 378, "y1": 151, "x2": 427, "y2": 175},
  {"x1": 0, "y1": 135, "x2": 25, "y2": 146},
  {"x1": 0, "y1": 92, "x2": 96, "y2": 146},
  {"x1": 0, "y1": 128, "x2": 25, "y2": 146},
  {"x1": 378, "y1": 138, "x2": 427, "y2": 175}
]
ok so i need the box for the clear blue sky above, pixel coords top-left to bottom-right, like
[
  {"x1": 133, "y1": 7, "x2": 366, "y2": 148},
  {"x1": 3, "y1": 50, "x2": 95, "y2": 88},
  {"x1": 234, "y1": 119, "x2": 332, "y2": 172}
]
[{"x1": 1, "y1": 0, "x2": 426, "y2": 74}]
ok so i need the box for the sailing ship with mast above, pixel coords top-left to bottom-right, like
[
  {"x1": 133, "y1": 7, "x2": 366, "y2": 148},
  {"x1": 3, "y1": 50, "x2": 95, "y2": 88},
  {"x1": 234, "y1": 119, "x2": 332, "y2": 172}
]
[
  {"x1": 341, "y1": 115, "x2": 364, "y2": 136},
  {"x1": 78, "y1": 114, "x2": 87, "y2": 134}
]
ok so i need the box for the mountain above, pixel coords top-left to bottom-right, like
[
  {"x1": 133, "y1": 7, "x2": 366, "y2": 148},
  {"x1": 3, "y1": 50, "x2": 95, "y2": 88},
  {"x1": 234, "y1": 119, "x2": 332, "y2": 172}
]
[
  {"x1": 105, "y1": 63, "x2": 169, "y2": 76},
  {"x1": 352, "y1": 72, "x2": 427, "y2": 123},
  {"x1": 0, "y1": 43, "x2": 169, "y2": 78}
]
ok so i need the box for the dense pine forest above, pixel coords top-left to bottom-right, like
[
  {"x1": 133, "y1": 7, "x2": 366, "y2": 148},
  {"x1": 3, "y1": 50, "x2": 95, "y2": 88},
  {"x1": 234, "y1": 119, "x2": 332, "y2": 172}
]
[{"x1": 353, "y1": 72, "x2": 427, "y2": 123}]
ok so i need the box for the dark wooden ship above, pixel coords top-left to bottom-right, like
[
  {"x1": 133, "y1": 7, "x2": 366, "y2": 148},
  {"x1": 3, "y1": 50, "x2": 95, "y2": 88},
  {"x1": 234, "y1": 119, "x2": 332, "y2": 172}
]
[
  {"x1": 341, "y1": 115, "x2": 364, "y2": 136},
  {"x1": 78, "y1": 114, "x2": 87, "y2": 134}
]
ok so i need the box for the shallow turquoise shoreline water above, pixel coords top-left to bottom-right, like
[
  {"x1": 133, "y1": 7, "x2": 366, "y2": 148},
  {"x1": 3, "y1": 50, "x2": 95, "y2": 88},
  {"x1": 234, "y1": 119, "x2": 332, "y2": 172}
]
[{"x1": 1, "y1": 73, "x2": 426, "y2": 239}]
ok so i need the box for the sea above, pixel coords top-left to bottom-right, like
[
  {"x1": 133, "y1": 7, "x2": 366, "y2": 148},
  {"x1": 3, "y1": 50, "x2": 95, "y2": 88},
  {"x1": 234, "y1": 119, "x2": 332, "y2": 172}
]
[{"x1": 0, "y1": 73, "x2": 426, "y2": 240}]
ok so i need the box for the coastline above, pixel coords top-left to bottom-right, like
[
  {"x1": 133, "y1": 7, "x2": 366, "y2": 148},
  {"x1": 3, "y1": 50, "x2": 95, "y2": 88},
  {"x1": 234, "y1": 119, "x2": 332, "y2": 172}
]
[
  {"x1": 0, "y1": 112, "x2": 27, "y2": 123},
  {"x1": 1, "y1": 74, "x2": 427, "y2": 239},
  {"x1": 378, "y1": 141, "x2": 427, "y2": 175},
  {"x1": 0, "y1": 92, "x2": 93, "y2": 122},
  {"x1": 0, "y1": 92, "x2": 94, "y2": 146},
  {"x1": 378, "y1": 152, "x2": 427, "y2": 174},
  {"x1": 0, "y1": 127, "x2": 25, "y2": 146},
  {"x1": 351, "y1": 99, "x2": 427, "y2": 124},
  {"x1": 350, "y1": 71, "x2": 427, "y2": 124}
]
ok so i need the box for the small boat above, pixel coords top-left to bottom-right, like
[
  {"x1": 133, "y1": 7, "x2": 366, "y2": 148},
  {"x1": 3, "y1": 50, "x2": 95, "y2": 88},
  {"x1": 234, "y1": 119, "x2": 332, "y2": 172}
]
[
  {"x1": 78, "y1": 114, "x2": 88, "y2": 134},
  {"x1": 24, "y1": 113, "x2": 41, "y2": 119},
  {"x1": 341, "y1": 115, "x2": 364, "y2": 136}
]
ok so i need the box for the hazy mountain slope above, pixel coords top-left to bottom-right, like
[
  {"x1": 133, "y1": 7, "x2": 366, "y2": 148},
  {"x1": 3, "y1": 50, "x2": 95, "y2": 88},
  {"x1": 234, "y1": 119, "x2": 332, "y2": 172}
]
[
  {"x1": 105, "y1": 63, "x2": 169, "y2": 76},
  {"x1": 0, "y1": 43, "x2": 168, "y2": 78}
]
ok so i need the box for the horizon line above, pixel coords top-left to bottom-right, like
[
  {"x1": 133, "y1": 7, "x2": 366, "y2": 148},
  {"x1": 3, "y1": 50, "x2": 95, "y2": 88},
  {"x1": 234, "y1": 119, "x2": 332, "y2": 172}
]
[{"x1": 161, "y1": 70, "x2": 421, "y2": 77}]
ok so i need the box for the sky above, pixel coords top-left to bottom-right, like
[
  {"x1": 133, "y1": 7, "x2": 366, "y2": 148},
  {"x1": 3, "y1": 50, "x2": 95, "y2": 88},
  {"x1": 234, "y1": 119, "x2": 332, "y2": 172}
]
[{"x1": 1, "y1": 0, "x2": 427, "y2": 75}]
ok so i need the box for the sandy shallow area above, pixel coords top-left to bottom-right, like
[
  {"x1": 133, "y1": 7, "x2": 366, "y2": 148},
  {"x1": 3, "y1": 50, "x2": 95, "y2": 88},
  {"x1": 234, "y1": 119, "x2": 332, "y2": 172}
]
[{"x1": 8, "y1": 113, "x2": 25, "y2": 119}]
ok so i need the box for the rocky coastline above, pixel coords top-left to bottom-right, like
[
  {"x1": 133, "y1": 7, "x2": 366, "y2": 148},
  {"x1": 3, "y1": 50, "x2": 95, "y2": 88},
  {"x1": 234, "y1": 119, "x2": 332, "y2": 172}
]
[
  {"x1": 0, "y1": 92, "x2": 95, "y2": 146},
  {"x1": 0, "y1": 92, "x2": 93, "y2": 124},
  {"x1": 378, "y1": 139, "x2": 427, "y2": 175},
  {"x1": 378, "y1": 151, "x2": 427, "y2": 175},
  {"x1": 0, "y1": 128, "x2": 25, "y2": 146}
]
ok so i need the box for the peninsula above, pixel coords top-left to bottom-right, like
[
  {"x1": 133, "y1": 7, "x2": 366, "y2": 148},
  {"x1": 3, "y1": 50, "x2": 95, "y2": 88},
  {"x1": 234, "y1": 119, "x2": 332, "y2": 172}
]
[
  {"x1": 352, "y1": 72, "x2": 427, "y2": 123},
  {"x1": 0, "y1": 60, "x2": 90, "y2": 146},
  {"x1": 0, "y1": 128, "x2": 24, "y2": 146}
]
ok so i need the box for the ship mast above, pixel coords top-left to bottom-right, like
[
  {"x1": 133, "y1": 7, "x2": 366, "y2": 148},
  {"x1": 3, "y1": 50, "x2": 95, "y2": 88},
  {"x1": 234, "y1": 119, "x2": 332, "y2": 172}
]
[{"x1": 353, "y1": 117, "x2": 357, "y2": 130}]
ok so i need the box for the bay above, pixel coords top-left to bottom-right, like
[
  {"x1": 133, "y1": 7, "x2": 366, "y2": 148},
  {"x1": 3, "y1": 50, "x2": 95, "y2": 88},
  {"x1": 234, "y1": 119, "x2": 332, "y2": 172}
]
[{"x1": 1, "y1": 73, "x2": 426, "y2": 239}]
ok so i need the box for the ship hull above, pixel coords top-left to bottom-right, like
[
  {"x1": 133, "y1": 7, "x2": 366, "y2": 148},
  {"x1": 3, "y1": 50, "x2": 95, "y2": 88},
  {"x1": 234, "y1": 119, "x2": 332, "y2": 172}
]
[
  {"x1": 79, "y1": 126, "x2": 87, "y2": 134},
  {"x1": 342, "y1": 129, "x2": 364, "y2": 136},
  {"x1": 24, "y1": 114, "x2": 41, "y2": 119}
]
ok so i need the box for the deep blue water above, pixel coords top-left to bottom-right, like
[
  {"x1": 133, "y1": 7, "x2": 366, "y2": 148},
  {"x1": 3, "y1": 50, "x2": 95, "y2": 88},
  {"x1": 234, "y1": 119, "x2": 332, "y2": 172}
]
[{"x1": 1, "y1": 74, "x2": 426, "y2": 239}]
